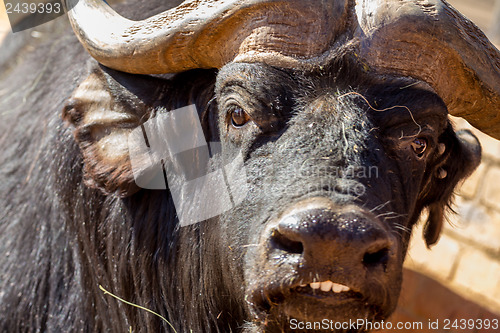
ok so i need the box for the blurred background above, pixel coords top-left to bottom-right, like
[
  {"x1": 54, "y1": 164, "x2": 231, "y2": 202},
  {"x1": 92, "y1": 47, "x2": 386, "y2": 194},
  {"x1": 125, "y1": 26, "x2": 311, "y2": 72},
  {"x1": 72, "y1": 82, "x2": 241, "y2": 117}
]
[{"x1": 1, "y1": 0, "x2": 500, "y2": 331}]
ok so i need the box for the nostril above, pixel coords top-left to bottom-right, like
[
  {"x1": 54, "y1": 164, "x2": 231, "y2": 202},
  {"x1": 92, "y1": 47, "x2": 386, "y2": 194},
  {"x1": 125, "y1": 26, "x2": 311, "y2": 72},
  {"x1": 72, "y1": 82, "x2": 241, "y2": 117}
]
[
  {"x1": 271, "y1": 230, "x2": 304, "y2": 254},
  {"x1": 363, "y1": 247, "x2": 390, "y2": 269}
]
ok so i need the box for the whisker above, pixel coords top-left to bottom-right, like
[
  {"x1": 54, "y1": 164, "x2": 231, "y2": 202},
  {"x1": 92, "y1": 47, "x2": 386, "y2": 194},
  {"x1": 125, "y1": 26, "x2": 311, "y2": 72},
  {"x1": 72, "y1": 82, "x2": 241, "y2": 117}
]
[
  {"x1": 375, "y1": 211, "x2": 399, "y2": 218},
  {"x1": 370, "y1": 201, "x2": 391, "y2": 212},
  {"x1": 393, "y1": 223, "x2": 411, "y2": 234},
  {"x1": 383, "y1": 215, "x2": 405, "y2": 220}
]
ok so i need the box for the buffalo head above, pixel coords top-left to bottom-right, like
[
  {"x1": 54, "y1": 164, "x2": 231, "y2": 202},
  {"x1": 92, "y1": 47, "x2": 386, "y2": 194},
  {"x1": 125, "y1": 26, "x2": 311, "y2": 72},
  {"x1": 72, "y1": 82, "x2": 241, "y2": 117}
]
[{"x1": 59, "y1": 0, "x2": 498, "y2": 331}]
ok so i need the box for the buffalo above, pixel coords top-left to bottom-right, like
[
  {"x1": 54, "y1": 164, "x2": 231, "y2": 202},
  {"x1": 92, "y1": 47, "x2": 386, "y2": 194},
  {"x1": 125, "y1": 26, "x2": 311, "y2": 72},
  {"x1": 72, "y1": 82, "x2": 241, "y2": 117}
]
[{"x1": 0, "y1": 0, "x2": 499, "y2": 332}]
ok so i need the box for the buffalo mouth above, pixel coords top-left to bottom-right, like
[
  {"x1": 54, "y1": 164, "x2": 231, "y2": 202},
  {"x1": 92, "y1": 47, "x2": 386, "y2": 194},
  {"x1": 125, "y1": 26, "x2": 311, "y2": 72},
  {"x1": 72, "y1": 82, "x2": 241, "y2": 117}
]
[
  {"x1": 249, "y1": 275, "x2": 387, "y2": 327},
  {"x1": 245, "y1": 198, "x2": 400, "y2": 328}
]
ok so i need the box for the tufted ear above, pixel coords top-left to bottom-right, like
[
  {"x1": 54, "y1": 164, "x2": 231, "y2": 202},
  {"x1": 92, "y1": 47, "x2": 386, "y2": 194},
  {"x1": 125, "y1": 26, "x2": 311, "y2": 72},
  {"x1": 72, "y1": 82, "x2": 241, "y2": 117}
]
[
  {"x1": 62, "y1": 68, "x2": 170, "y2": 197},
  {"x1": 422, "y1": 128, "x2": 481, "y2": 247}
]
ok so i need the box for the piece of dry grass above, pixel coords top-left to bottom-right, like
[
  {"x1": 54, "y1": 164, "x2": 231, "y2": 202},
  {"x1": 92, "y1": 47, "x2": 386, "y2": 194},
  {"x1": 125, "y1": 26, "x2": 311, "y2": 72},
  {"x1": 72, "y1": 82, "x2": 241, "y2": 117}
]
[{"x1": 99, "y1": 285, "x2": 178, "y2": 333}]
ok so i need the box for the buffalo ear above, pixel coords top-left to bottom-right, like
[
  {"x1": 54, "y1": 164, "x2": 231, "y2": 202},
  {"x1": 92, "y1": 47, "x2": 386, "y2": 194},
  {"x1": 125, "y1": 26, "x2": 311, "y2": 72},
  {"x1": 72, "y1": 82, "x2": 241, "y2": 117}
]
[
  {"x1": 423, "y1": 129, "x2": 481, "y2": 248},
  {"x1": 423, "y1": 204, "x2": 444, "y2": 248},
  {"x1": 63, "y1": 68, "x2": 152, "y2": 197}
]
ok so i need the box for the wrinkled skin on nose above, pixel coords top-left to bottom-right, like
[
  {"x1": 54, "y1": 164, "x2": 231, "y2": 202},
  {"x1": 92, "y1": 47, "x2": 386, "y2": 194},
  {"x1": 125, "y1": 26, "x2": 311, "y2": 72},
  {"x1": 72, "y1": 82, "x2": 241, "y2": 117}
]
[{"x1": 273, "y1": 197, "x2": 396, "y2": 276}]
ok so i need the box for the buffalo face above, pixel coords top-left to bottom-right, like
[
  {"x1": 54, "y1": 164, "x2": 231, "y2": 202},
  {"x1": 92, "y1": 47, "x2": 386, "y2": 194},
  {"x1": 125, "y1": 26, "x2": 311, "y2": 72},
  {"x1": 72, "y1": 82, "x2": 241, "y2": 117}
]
[{"x1": 212, "y1": 62, "x2": 480, "y2": 330}]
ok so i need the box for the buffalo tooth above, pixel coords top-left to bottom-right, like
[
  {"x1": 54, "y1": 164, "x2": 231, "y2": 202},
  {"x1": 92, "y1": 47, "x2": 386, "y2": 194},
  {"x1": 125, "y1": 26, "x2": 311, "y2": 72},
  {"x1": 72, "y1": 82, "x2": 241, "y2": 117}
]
[
  {"x1": 332, "y1": 283, "x2": 345, "y2": 293},
  {"x1": 307, "y1": 281, "x2": 350, "y2": 292},
  {"x1": 340, "y1": 285, "x2": 350, "y2": 292},
  {"x1": 310, "y1": 282, "x2": 321, "y2": 289},
  {"x1": 320, "y1": 280, "x2": 333, "y2": 292},
  {"x1": 300, "y1": 284, "x2": 307, "y2": 287}
]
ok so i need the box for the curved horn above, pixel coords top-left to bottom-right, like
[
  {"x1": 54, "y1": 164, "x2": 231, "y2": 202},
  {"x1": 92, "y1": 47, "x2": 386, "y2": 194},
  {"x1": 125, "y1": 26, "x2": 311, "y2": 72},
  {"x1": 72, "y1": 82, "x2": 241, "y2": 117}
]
[
  {"x1": 66, "y1": 0, "x2": 500, "y2": 138},
  {"x1": 355, "y1": 0, "x2": 500, "y2": 139},
  {"x1": 64, "y1": 0, "x2": 350, "y2": 74}
]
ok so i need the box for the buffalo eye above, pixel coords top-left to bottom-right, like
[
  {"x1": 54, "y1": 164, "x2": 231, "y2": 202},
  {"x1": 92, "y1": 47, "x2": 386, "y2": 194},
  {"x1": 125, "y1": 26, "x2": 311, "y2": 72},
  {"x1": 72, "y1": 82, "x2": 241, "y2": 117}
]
[
  {"x1": 411, "y1": 137, "x2": 428, "y2": 158},
  {"x1": 230, "y1": 107, "x2": 250, "y2": 127}
]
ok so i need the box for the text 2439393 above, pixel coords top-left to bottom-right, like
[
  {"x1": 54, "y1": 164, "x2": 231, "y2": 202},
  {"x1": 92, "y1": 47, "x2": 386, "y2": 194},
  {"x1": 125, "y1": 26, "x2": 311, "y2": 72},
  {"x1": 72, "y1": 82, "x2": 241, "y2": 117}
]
[
  {"x1": 5, "y1": 1, "x2": 61, "y2": 14},
  {"x1": 3, "y1": 0, "x2": 66, "y2": 32}
]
